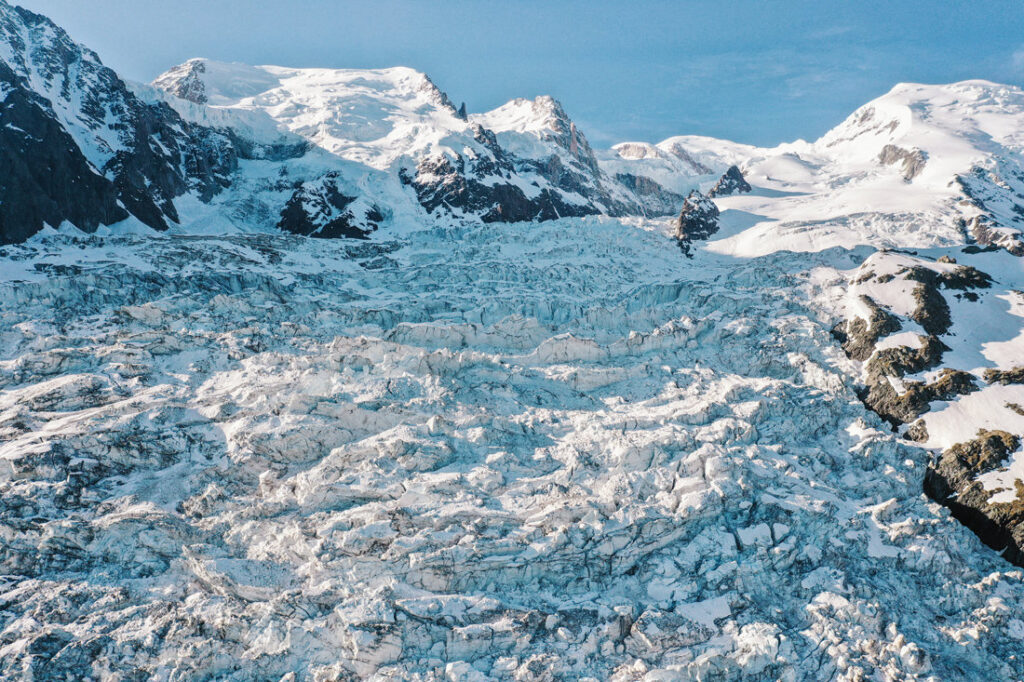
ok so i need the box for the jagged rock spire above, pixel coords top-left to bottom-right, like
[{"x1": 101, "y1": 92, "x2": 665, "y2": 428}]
[
  {"x1": 708, "y1": 165, "x2": 751, "y2": 198},
  {"x1": 674, "y1": 190, "x2": 720, "y2": 254}
]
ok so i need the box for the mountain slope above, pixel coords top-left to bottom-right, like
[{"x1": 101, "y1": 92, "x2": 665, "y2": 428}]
[
  {"x1": 151, "y1": 58, "x2": 684, "y2": 229},
  {"x1": 0, "y1": 9, "x2": 694, "y2": 246},
  {"x1": 673, "y1": 81, "x2": 1024, "y2": 257},
  {"x1": 0, "y1": 1, "x2": 240, "y2": 244}
]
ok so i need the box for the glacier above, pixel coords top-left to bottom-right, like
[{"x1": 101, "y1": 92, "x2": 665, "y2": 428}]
[{"x1": 2, "y1": 217, "x2": 1024, "y2": 679}]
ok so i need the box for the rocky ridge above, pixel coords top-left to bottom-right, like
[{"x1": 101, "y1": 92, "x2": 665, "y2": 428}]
[
  {"x1": 0, "y1": 2, "x2": 239, "y2": 244},
  {"x1": 832, "y1": 248, "x2": 1024, "y2": 568}
]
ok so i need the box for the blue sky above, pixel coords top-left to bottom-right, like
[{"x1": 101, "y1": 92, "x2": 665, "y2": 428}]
[{"x1": 18, "y1": 0, "x2": 1024, "y2": 147}]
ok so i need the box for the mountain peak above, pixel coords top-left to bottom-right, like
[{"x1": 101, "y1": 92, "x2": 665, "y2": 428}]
[
  {"x1": 151, "y1": 57, "x2": 211, "y2": 103},
  {"x1": 812, "y1": 79, "x2": 1024, "y2": 186},
  {"x1": 472, "y1": 94, "x2": 600, "y2": 173},
  {"x1": 152, "y1": 61, "x2": 466, "y2": 168},
  {"x1": 153, "y1": 59, "x2": 282, "y2": 106},
  {"x1": 153, "y1": 60, "x2": 453, "y2": 111},
  {"x1": 473, "y1": 95, "x2": 573, "y2": 137},
  {"x1": 0, "y1": 0, "x2": 105, "y2": 86}
]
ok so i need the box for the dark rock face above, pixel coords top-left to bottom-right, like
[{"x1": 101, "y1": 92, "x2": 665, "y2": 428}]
[
  {"x1": 0, "y1": 2, "x2": 238, "y2": 244},
  {"x1": 864, "y1": 364, "x2": 973, "y2": 427},
  {"x1": 403, "y1": 123, "x2": 606, "y2": 223},
  {"x1": 943, "y1": 264, "x2": 994, "y2": 290},
  {"x1": 905, "y1": 419, "x2": 929, "y2": 442},
  {"x1": 222, "y1": 130, "x2": 308, "y2": 163},
  {"x1": 842, "y1": 300, "x2": 952, "y2": 427},
  {"x1": 707, "y1": 165, "x2": 751, "y2": 198},
  {"x1": 0, "y1": 61, "x2": 128, "y2": 244},
  {"x1": 615, "y1": 173, "x2": 668, "y2": 198},
  {"x1": 673, "y1": 191, "x2": 720, "y2": 250},
  {"x1": 489, "y1": 101, "x2": 646, "y2": 219},
  {"x1": 924, "y1": 431, "x2": 1024, "y2": 567},
  {"x1": 405, "y1": 154, "x2": 598, "y2": 224},
  {"x1": 101, "y1": 101, "x2": 238, "y2": 230},
  {"x1": 529, "y1": 153, "x2": 600, "y2": 203},
  {"x1": 278, "y1": 173, "x2": 382, "y2": 239},
  {"x1": 907, "y1": 275, "x2": 952, "y2": 336}
]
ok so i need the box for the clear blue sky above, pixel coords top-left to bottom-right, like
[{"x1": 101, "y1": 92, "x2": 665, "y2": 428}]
[{"x1": 17, "y1": 0, "x2": 1024, "y2": 147}]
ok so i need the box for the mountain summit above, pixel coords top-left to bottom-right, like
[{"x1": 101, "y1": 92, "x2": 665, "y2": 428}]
[{"x1": 149, "y1": 58, "x2": 678, "y2": 230}]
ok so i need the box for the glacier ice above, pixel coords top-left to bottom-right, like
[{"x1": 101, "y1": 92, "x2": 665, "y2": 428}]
[{"x1": 2, "y1": 219, "x2": 1024, "y2": 679}]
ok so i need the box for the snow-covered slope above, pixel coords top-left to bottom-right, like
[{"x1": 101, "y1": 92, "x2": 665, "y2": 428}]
[
  {"x1": 151, "y1": 58, "x2": 685, "y2": 230},
  {"x1": 668, "y1": 81, "x2": 1024, "y2": 257},
  {"x1": 159, "y1": 60, "x2": 471, "y2": 169}
]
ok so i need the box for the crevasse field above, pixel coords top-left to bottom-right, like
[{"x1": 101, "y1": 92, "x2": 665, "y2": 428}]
[{"x1": 2, "y1": 213, "x2": 1023, "y2": 679}]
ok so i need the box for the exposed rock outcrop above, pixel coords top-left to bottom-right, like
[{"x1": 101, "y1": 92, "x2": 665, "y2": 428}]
[
  {"x1": 151, "y1": 57, "x2": 209, "y2": 104},
  {"x1": 904, "y1": 267, "x2": 952, "y2": 336},
  {"x1": 278, "y1": 173, "x2": 383, "y2": 239},
  {"x1": 924, "y1": 431, "x2": 1024, "y2": 567},
  {"x1": 831, "y1": 295, "x2": 902, "y2": 362},
  {"x1": 878, "y1": 145, "x2": 927, "y2": 181},
  {"x1": 836, "y1": 251, "x2": 1024, "y2": 569},
  {"x1": 955, "y1": 165, "x2": 1024, "y2": 255},
  {"x1": 708, "y1": 165, "x2": 752, "y2": 197},
  {"x1": 984, "y1": 366, "x2": 1024, "y2": 385},
  {"x1": 402, "y1": 124, "x2": 601, "y2": 223},
  {"x1": 864, "y1": 363, "x2": 973, "y2": 427},
  {"x1": 673, "y1": 191, "x2": 720, "y2": 250}
]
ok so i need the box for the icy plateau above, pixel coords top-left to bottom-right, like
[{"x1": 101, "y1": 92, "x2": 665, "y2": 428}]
[{"x1": 3, "y1": 1, "x2": 1024, "y2": 680}]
